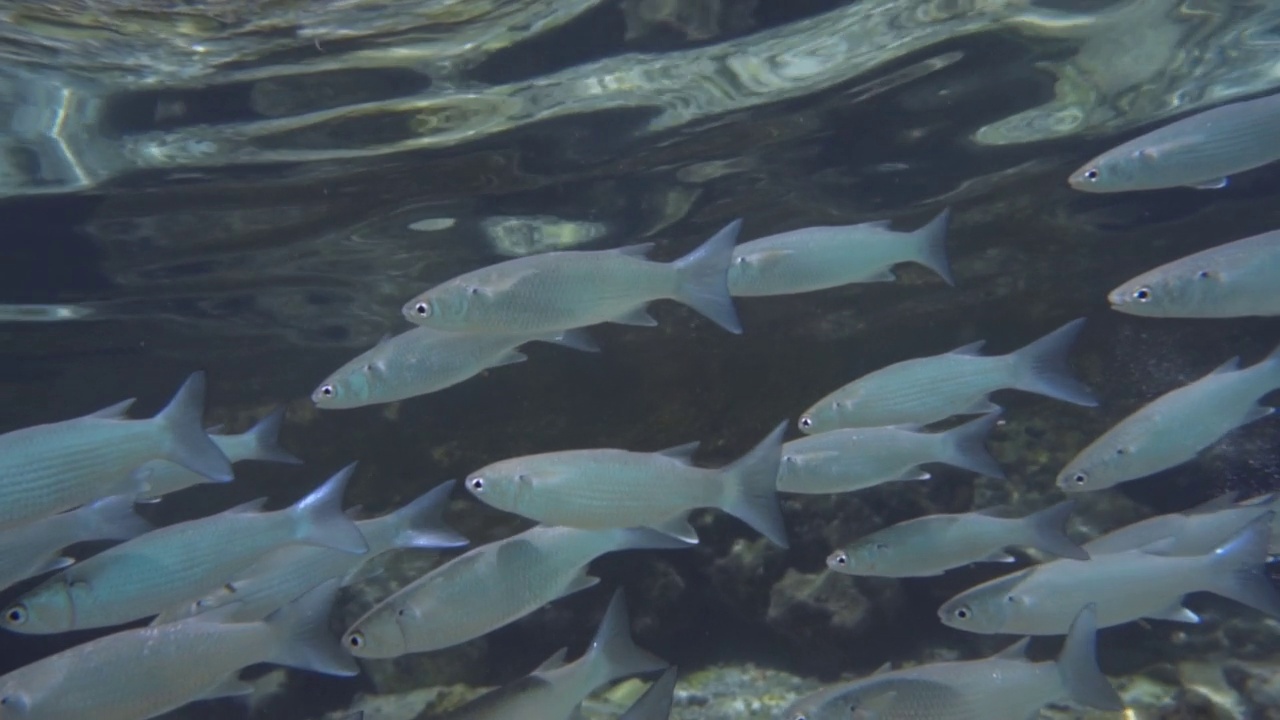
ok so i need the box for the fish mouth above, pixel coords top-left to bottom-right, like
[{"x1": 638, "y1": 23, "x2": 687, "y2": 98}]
[{"x1": 1105, "y1": 289, "x2": 1127, "y2": 307}]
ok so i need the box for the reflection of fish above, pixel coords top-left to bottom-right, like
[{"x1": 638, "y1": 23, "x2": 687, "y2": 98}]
[
  {"x1": 619, "y1": 666, "x2": 678, "y2": 720},
  {"x1": 1069, "y1": 91, "x2": 1280, "y2": 192},
  {"x1": 1058, "y1": 345, "x2": 1280, "y2": 493},
  {"x1": 783, "y1": 604, "x2": 1122, "y2": 720},
  {"x1": 0, "y1": 496, "x2": 151, "y2": 594},
  {"x1": 728, "y1": 209, "x2": 952, "y2": 297},
  {"x1": 137, "y1": 407, "x2": 301, "y2": 499},
  {"x1": 1108, "y1": 228, "x2": 1280, "y2": 318}
]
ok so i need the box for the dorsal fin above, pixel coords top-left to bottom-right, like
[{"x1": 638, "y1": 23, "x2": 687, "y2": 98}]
[
  {"x1": 88, "y1": 398, "x2": 137, "y2": 419},
  {"x1": 532, "y1": 647, "x2": 569, "y2": 674},
  {"x1": 225, "y1": 498, "x2": 269, "y2": 514},
  {"x1": 611, "y1": 243, "x2": 655, "y2": 258},
  {"x1": 1211, "y1": 357, "x2": 1241, "y2": 375},
  {"x1": 949, "y1": 340, "x2": 986, "y2": 356},
  {"x1": 657, "y1": 441, "x2": 700, "y2": 462},
  {"x1": 1189, "y1": 492, "x2": 1241, "y2": 514},
  {"x1": 996, "y1": 637, "x2": 1031, "y2": 659}
]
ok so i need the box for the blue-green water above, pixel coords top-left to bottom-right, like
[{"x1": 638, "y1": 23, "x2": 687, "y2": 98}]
[{"x1": 1, "y1": 1, "x2": 1280, "y2": 718}]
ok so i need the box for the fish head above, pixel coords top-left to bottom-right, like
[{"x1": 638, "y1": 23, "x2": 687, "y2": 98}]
[
  {"x1": 1108, "y1": 267, "x2": 1218, "y2": 318},
  {"x1": 343, "y1": 603, "x2": 411, "y2": 659},
  {"x1": 1068, "y1": 148, "x2": 1147, "y2": 193},
  {"x1": 2, "y1": 582, "x2": 74, "y2": 634},
  {"x1": 937, "y1": 569, "x2": 1032, "y2": 633},
  {"x1": 464, "y1": 461, "x2": 531, "y2": 513},
  {"x1": 798, "y1": 395, "x2": 854, "y2": 435},
  {"x1": 312, "y1": 359, "x2": 385, "y2": 409},
  {"x1": 0, "y1": 688, "x2": 31, "y2": 718},
  {"x1": 826, "y1": 538, "x2": 890, "y2": 575},
  {"x1": 1056, "y1": 443, "x2": 1133, "y2": 493},
  {"x1": 402, "y1": 277, "x2": 490, "y2": 329}
]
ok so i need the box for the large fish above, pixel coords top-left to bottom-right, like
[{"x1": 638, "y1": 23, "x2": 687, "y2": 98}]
[
  {"x1": 1069, "y1": 91, "x2": 1280, "y2": 192},
  {"x1": 728, "y1": 208, "x2": 952, "y2": 297},
  {"x1": 342, "y1": 525, "x2": 689, "y2": 658},
  {"x1": 1108, "y1": 227, "x2": 1280, "y2": 318},
  {"x1": 0, "y1": 496, "x2": 151, "y2": 593},
  {"x1": 799, "y1": 319, "x2": 1096, "y2": 432},
  {"x1": 3, "y1": 465, "x2": 366, "y2": 634},
  {"x1": 0, "y1": 372, "x2": 231, "y2": 529},
  {"x1": 463, "y1": 423, "x2": 788, "y2": 547},
  {"x1": 0, "y1": 580, "x2": 355, "y2": 720},
  {"x1": 1058, "y1": 344, "x2": 1280, "y2": 493},
  {"x1": 401, "y1": 221, "x2": 743, "y2": 334}
]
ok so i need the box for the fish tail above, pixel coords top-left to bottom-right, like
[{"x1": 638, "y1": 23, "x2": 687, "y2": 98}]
[
  {"x1": 671, "y1": 220, "x2": 743, "y2": 334},
  {"x1": 1020, "y1": 500, "x2": 1089, "y2": 561},
  {"x1": 233, "y1": 407, "x2": 303, "y2": 465},
  {"x1": 1007, "y1": 318, "x2": 1098, "y2": 407},
  {"x1": 1055, "y1": 604, "x2": 1125, "y2": 711},
  {"x1": 535, "y1": 328, "x2": 601, "y2": 353},
  {"x1": 1205, "y1": 512, "x2": 1280, "y2": 618},
  {"x1": 76, "y1": 495, "x2": 152, "y2": 542},
  {"x1": 265, "y1": 579, "x2": 360, "y2": 677},
  {"x1": 287, "y1": 464, "x2": 368, "y2": 554},
  {"x1": 154, "y1": 371, "x2": 234, "y2": 482},
  {"x1": 937, "y1": 410, "x2": 1004, "y2": 478},
  {"x1": 382, "y1": 480, "x2": 469, "y2": 551},
  {"x1": 718, "y1": 421, "x2": 789, "y2": 548},
  {"x1": 584, "y1": 590, "x2": 668, "y2": 685},
  {"x1": 908, "y1": 207, "x2": 954, "y2": 285}
]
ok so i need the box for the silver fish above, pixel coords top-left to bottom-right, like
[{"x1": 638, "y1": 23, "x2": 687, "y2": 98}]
[
  {"x1": 728, "y1": 208, "x2": 951, "y2": 297},
  {"x1": 0, "y1": 372, "x2": 231, "y2": 529},
  {"x1": 782, "y1": 604, "x2": 1122, "y2": 720},
  {"x1": 437, "y1": 590, "x2": 667, "y2": 720},
  {"x1": 313, "y1": 327, "x2": 598, "y2": 409},
  {"x1": 3, "y1": 465, "x2": 366, "y2": 634},
  {"x1": 342, "y1": 525, "x2": 688, "y2": 658},
  {"x1": 1069, "y1": 91, "x2": 1280, "y2": 192},
  {"x1": 463, "y1": 423, "x2": 788, "y2": 547},
  {"x1": 1085, "y1": 492, "x2": 1279, "y2": 556},
  {"x1": 777, "y1": 412, "x2": 1003, "y2": 495},
  {"x1": 827, "y1": 501, "x2": 1087, "y2": 578},
  {"x1": 0, "y1": 580, "x2": 355, "y2": 720},
  {"x1": 1108, "y1": 227, "x2": 1280, "y2": 318},
  {"x1": 0, "y1": 496, "x2": 151, "y2": 593},
  {"x1": 1058, "y1": 345, "x2": 1280, "y2": 493},
  {"x1": 619, "y1": 666, "x2": 678, "y2": 720},
  {"x1": 402, "y1": 221, "x2": 743, "y2": 335},
  {"x1": 799, "y1": 319, "x2": 1096, "y2": 432},
  {"x1": 137, "y1": 407, "x2": 301, "y2": 500},
  {"x1": 938, "y1": 514, "x2": 1280, "y2": 635}
]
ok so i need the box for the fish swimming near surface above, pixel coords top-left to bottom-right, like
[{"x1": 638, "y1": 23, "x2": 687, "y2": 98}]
[
  {"x1": 1058, "y1": 344, "x2": 1280, "y2": 493},
  {"x1": 1069, "y1": 91, "x2": 1280, "y2": 192},
  {"x1": 1108, "y1": 227, "x2": 1280, "y2": 318},
  {"x1": 728, "y1": 208, "x2": 952, "y2": 297},
  {"x1": 0, "y1": 495, "x2": 152, "y2": 594},
  {"x1": 798, "y1": 318, "x2": 1096, "y2": 432},
  {"x1": 402, "y1": 221, "x2": 743, "y2": 335}
]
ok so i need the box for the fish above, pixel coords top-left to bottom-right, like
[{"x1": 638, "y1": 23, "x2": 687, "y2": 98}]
[
  {"x1": 312, "y1": 326, "x2": 598, "y2": 409},
  {"x1": 463, "y1": 422, "x2": 789, "y2": 547},
  {"x1": 0, "y1": 580, "x2": 356, "y2": 720},
  {"x1": 827, "y1": 500, "x2": 1088, "y2": 578},
  {"x1": 776, "y1": 412, "x2": 1003, "y2": 495},
  {"x1": 3, "y1": 464, "x2": 367, "y2": 634},
  {"x1": 342, "y1": 525, "x2": 689, "y2": 658},
  {"x1": 0, "y1": 372, "x2": 232, "y2": 530},
  {"x1": 1068, "y1": 91, "x2": 1280, "y2": 192},
  {"x1": 727, "y1": 208, "x2": 952, "y2": 297},
  {"x1": 152, "y1": 481, "x2": 467, "y2": 625},
  {"x1": 938, "y1": 513, "x2": 1280, "y2": 635},
  {"x1": 137, "y1": 407, "x2": 302, "y2": 500},
  {"x1": 401, "y1": 221, "x2": 743, "y2": 335},
  {"x1": 1058, "y1": 344, "x2": 1280, "y2": 492},
  {"x1": 1108, "y1": 227, "x2": 1280, "y2": 318},
  {"x1": 435, "y1": 590, "x2": 667, "y2": 720},
  {"x1": 619, "y1": 666, "x2": 678, "y2": 720},
  {"x1": 782, "y1": 604, "x2": 1123, "y2": 720},
  {"x1": 1084, "y1": 492, "x2": 1279, "y2": 556},
  {"x1": 0, "y1": 496, "x2": 151, "y2": 593},
  {"x1": 798, "y1": 318, "x2": 1096, "y2": 432}
]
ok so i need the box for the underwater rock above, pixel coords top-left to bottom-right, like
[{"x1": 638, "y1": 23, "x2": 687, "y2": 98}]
[{"x1": 765, "y1": 567, "x2": 904, "y2": 671}]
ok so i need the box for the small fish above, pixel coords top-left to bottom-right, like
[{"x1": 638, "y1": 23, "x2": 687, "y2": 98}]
[
  {"x1": 1085, "y1": 492, "x2": 1279, "y2": 556},
  {"x1": 777, "y1": 412, "x2": 1003, "y2": 495},
  {"x1": 827, "y1": 501, "x2": 1087, "y2": 578},
  {"x1": 401, "y1": 221, "x2": 743, "y2": 335},
  {"x1": 0, "y1": 496, "x2": 151, "y2": 593},
  {"x1": 0, "y1": 580, "x2": 355, "y2": 720},
  {"x1": 938, "y1": 513, "x2": 1280, "y2": 635},
  {"x1": 799, "y1": 319, "x2": 1096, "y2": 432},
  {"x1": 343, "y1": 525, "x2": 689, "y2": 658},
  {"x1": 782, "y1": 604, "x2": 1122, "y2": 720},
  {"x1": 3, "y1": 465, "x2": 366, "y2": 634},
  {"x1": 436, "y1": 590, "x2": 667, "y2": 720},
  {"x1": 313, "y1": 326, "x2": 598, "y2": 409},
  {"x1": 464, "y1": 423, "x2": 789, "y2": 547},
  {"x1": 1059, "y1": 344, "x2": 1280, "y2": 492},
  {"x1": 153, "y1": 481, "x2": 467, "y2": 625},
  {"x1": 728, "y1": 208, "x2": 952, "y2": 297},
  {"x1": 137, "y1": 407, "x2": 302, "y2": 500},
  {"x1": 0, "y1": 372, "x2": 231, "y2": 529},
  {"x1": 619, "y1": 666, "x2": 678, "y2": 720},
  {"x1": 1108, "y1": 227, "x2": 1280, "y2": 318},
  {"x1": 1069, "y1": 91, "x2": 1280, "y2": 192}
]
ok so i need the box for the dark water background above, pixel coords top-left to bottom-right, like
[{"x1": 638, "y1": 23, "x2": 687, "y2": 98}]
[{"x1": 2, "y1": 0, "x2": 1280, "y2": 717}]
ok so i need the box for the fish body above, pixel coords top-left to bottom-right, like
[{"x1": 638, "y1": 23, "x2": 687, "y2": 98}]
[
  {"x1": 402, "y1": 221, "x2": 742, "y2": 334},
  {"x1": 728, "y1": 209, "x2": 952, "y2": 297},
  {"x1": 1085, "y1": 493, "x2": 1279, "y2": 556},
  {"x1": 342, "y1": 525, "x2": 688, "y2": 658},
  {"x1": 1108, "y1": 228, "x2": 1280, "y2": 318},
  {"x1": 1058, "y1": 346, "x2": 1280, "y2": 492},
  {"x1": 137, "y1": 407, "x2": 301, "y2": 499},
  {"x1": 1069, "y1": 91, "x2": 1280, "y2": 192},
  {"x1": 0, "y1": 496, "x2": 151, "y2": 593}
]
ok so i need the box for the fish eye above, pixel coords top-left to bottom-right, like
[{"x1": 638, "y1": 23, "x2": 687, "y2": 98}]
[
  {"x1": 319, "y1": 385, "x2": 336, "y2": 398},
  {"x1": 1005, "y1": 594, "x2": 1019, "y2": 604},
  {"x1": 1133, "y1": 287, "x2": 1152, "y2": 302},
  {"x1": 4, "y1": 605, "x2": 27, "y2": 625},
  {"x1": 346, "y1": 632, "x2": 365, "y2": 649},
  {"x1": 414, "y1": 302, "x2": 431, "y2": 317},
  {"x1": 1196, "y1": 270, "x2": 1211, "y2": 279},
  {"x1": 467, "y1": 477, "x2": 485, "y2": 493},
  {"x1": 831, "y1": 552, "x2": 849, "y2": 566},
  {"x1": 1083, "y1": 168, "x2": 1099, "y2": 181},
  {"x1": 798, "y1": 416, "x2": 813, "y2": 430},
  {"x1": 953, "y1": 605, "x2": 971, "y2": 620},
  {"x1": 1072, "y1": 472, "x2": 1088, "y2": 485}
]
